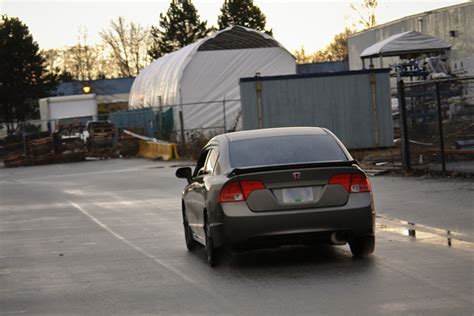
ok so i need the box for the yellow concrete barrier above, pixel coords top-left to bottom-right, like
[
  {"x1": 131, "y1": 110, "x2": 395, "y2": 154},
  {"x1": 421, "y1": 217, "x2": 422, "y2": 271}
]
[{"x1": 139, "y1": 141, "x2": 180, "y2": 161}]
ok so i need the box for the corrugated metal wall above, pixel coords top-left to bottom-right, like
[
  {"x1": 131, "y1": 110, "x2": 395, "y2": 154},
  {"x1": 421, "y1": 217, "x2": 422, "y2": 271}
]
[
  {"x1": 297, "y1": 61, "x2": 349, "y2": 74},
  {"x1": 239, "y1": 70, "x2": 393, "y2": 149},
  {"x1": 109, "y1": 108, "x2": 157, "y2": 138}
]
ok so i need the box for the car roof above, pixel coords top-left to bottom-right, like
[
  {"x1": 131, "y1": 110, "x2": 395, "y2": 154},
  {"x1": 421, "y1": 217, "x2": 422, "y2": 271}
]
[{"x1": 219, "y1": 127, "x2": 328, "y2": 143}]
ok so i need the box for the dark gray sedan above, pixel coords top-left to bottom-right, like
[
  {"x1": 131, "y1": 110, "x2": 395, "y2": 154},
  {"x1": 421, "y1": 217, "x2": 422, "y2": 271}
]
[{"x1": 176, "y1": 127, "x2": 375, "y2": 266}]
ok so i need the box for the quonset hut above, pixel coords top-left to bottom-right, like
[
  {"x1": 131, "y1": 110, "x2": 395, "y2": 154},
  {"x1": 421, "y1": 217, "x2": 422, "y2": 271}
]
[{"x1": 128, "y1": 26, "x2": 296, "y2": 132}]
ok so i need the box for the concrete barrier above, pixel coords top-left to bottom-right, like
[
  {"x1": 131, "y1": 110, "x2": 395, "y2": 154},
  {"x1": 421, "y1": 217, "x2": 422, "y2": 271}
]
[{"x1": 139, "y1": 141, "x2": 180, "y2": 161}]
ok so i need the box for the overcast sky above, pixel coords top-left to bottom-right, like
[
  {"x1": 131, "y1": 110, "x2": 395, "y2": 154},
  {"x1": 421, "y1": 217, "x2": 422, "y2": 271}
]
[{"x1": 1, "y1": 0, "x2": 468, "y2": 53}]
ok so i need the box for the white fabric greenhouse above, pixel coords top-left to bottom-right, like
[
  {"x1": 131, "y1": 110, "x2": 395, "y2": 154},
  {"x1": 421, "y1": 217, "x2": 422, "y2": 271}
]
[{"x1": 129, "y1": 26, "x2": 296, "y2": 131}]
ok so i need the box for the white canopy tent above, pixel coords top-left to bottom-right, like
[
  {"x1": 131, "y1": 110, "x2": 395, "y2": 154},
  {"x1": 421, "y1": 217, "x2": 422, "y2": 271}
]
[
  {"x1": 129, "y1": 26, "x2": 296, "y2": 131},
  {"x1": 360, "y1": 31, "x2": 451, "y2": 67}
]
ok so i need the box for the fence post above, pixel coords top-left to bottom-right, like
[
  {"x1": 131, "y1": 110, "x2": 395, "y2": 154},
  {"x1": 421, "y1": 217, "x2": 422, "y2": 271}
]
[
  {"x1": 435, "y1": 81, "x2": 446, "y2": 174},
  {"x1": 397, "y1": 79, "x2": 411, "y2": 172},
  {"x1": 256, "y1": 76, "x2": 263, "y2": 128},
  {"x1": 369, "y1": 71, "x2": 379, "y2": 147},
  {"x1": 22, "y1": 122, "x2": 27, "y2": 157},
  {"x1": 222, "y1": 98, "x2": 227, "y2": 133},
  {"x1": 179, "y1": 110, "x2": 185, "y2": 151},
  {"x1": 158, "y1": 96, "x2": 163, "y2": 139}
]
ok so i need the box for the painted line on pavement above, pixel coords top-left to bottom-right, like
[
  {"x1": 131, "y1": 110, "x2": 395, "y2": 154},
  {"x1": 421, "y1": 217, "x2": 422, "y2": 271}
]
[{"x1": 69, "y1": 201, "x2": 197, "y2": 285}]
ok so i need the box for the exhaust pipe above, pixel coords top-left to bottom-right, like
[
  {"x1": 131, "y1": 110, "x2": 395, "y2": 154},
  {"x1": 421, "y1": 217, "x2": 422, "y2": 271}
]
[{"x1": 331, "y1": 232, "x2": 347, "y2": 245}]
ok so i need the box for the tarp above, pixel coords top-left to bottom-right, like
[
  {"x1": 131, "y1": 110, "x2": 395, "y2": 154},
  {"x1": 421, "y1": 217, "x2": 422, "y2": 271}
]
[
  {"x1": 129, "y1": 26, "x2": 296, "y2": 131},
  {"x1": 109, "y1": 108, "x2": 157, "y2": 138},
  {"x1": 360, "y1": 31, "x2": 451, "y2": 59}
]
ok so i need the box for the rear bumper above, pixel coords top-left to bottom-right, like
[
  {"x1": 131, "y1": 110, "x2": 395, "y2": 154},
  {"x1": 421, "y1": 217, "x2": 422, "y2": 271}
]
[{"x1": 213, "y1": 193, "x2": 375, "y2": 248}]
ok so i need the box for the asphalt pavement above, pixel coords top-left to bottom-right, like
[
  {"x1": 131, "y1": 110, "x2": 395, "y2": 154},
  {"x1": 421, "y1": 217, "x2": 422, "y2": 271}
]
[{"x1": 1, "y1": 158, "x2": 473, "y2": 315}]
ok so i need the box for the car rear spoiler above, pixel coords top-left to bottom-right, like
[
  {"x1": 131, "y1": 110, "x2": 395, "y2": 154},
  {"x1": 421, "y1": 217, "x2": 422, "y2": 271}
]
[{"x1": 228, "y1": 160, "x2": 359, "y2": 177}]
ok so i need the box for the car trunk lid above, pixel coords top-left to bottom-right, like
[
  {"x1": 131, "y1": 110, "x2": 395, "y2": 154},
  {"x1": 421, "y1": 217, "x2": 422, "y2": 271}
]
[{"x1": 230, "y1": 162, "x2": 357, "y2": 212}]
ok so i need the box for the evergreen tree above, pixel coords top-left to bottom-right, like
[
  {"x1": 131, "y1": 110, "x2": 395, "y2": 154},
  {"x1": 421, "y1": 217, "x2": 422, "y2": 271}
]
[
  {"x1": 217, "y1": 0, "x2": 272, "y2": 35},
  {"x1": 148, "y1": 0, "x2": 209, "y2": 59},
  {"x1": 0, "y1": 15, "x2": 57, "y2": 129}
]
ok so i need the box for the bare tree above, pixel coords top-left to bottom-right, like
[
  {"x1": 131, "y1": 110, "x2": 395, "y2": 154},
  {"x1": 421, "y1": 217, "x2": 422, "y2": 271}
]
[
  {"x1": 62, "y1": 28, "x2": 99, "y2": 81},
  {"x1": 351, "y1": 0, "x2": 378, "y2": 29},
  {"x1": 42, "y1": 48, "x2": 61, "y2": 74},
  {"x1": 95, "y1": 44, "x2": 117, "y2": 79},
  {"x1": 42, "y1": 48, "x2": 75, "y2": 82},
  {"x1": 100, "y1": 17, "x2": 151, "y2": 77}
]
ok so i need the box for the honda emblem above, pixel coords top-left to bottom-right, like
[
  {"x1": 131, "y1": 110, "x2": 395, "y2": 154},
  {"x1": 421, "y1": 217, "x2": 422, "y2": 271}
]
[{"x1": 292, "y1": 172, "x2": 301, "y2": 181}]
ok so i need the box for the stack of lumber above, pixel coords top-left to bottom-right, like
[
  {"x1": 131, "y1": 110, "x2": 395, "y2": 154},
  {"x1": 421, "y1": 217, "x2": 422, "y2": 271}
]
[
  {"x1": 89, "y1": 126, "x2": 114, "y2": 147},
  {"x1": 58, "y1": 122, "x2": 84, "y2": 135},
  {"x1": 27, "y1": 136, "x2": 54, "y2": 165},
  {"x1": 3, "y1": 135, "x2": 54, "y2": 167},
  {"x1": 1, "y1": 141, "x2": 25, "y2": 167},
  {"x1": 55, "y1": 135, "x2": 85, "y2": 163},
  {"x1": 117, "y1": 128, "x2": 143, "y2": 157},
  {"x1": 86, "y1": 121, "x2": 117, "y2": 158},
  {"x1": 3, "y1": 150, "x2": 28, "y2": 167}
]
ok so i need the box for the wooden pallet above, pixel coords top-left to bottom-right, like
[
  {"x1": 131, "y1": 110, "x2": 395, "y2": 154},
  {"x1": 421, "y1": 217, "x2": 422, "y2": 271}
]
[{"x1": 3, "y1": 151, "x2": 28, "y2": 167}]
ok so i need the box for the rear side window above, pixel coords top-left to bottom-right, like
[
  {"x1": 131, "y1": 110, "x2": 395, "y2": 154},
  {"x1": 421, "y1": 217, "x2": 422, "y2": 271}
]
[
  {"x1": 193, "y1": 148, "x2": 210, "y2": 177},
  {"x1": 229, "y1": 134, "x2": 347, "y2": 168},
  {"x1": 204, "y1": 148, "x2": 219, "y2": 174}
]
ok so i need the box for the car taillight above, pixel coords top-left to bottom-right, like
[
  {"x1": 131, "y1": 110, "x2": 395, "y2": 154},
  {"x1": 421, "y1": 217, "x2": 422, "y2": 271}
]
[
  {"x1": 219, "y1": 180, "x2": 265, "y2": 203},
  {"x1": 219, "y1": 182, "x2": 244, "y2": 203},
  {"x1": 329, "y1": 173, "x2": 371, "y2": 193},
  {"x1": 349, "y1": 173, "x2": 371, "y2": 193},
  {"x1": 240, "y1": 180, "x2": 265, "y2": 199},
  {"x1": 328, "y1": 174, "x2": 351, "y2": 192}
]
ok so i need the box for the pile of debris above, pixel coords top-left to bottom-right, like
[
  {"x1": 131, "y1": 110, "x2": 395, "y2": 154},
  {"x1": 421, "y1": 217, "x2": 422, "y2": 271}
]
[
  {"x1": 27, "y1": 135, "x2": 54, "y2": 165},
  {"x1": 54, "y1": 134, "x2": 85, "y2": 163},
  {"x1": 85, "y1": 121, "x2": 117, "y2": 158},
  {"x1": 1, "y1": 137, "x2": 26, "y2": 168},
  {"x1": 54, "y1": 123, "x2": 86, "y2": 163},
  {"x1": 3, "y1": 133, "x2": 54, "y2": 167},
  {"x1": 117, "y1": 128, "x2": 143, "y2": 157},
  {"x1": 3, "y1": 149, "x2": 28, "y2": 168},
  {"x1": 3, "y1": 130, "x2": 86, "y2": 167}
]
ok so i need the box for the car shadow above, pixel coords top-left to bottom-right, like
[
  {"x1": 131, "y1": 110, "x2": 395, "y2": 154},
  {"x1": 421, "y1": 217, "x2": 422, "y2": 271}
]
[{"x1": 205, "y1": 244, "x2": 377, "y2": 273}]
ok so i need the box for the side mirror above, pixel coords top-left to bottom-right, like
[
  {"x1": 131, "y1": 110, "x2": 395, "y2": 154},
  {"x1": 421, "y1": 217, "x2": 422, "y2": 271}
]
[
  {"x1": 196, "y1": 167, "x2": 207, "y2": 177},
  {"x1": 176, "y1": 167, "x2": 192, "y2": 184}
]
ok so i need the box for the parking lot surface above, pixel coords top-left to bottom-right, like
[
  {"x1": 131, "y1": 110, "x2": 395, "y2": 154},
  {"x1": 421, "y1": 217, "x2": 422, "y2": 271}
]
[{"x1": 1, "y1": 159, "x2": 473, "y2": 315}]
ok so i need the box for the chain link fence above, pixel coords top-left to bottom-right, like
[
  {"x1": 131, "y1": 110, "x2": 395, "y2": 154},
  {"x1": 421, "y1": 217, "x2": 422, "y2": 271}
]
[
  {"x1": 0, "y1": 99, "x2": 239, "y2": 167},
  {"x1": 397, "y1": 77, "x2": 474, "y2": 174}
]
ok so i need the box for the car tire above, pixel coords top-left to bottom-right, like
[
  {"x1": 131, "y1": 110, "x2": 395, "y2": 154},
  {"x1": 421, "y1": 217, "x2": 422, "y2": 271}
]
[
  {"x1": 205, "y1": 213, "x2": 217, "y2": 267},
  {"x1": 349, "y1": 235, "x2": 375, "y2": 257},
  {"x1": 183, "y1": 211, "x2": 198, "y2": 251}
]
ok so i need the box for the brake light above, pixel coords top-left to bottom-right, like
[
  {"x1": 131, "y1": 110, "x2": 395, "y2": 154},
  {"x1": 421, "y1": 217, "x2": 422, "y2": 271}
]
[
  {"x1": 349, "y1": 173, "x2": 371, "y2": 192},
  {"x1": 329, "y1": 173, "x2": 371, "y2": 193},
  {"x1": 241, "y1": 180, "x2": 266, "y2": 199},
  {"x1": 328, "y1": 174, "x2": 351, "y2": 192},
  {"x1": 219, "y1": 182, "x2": 244, "y2": 203},
  {"x1": 219, "y1": 180, "x2": 265, "y2": 203}
]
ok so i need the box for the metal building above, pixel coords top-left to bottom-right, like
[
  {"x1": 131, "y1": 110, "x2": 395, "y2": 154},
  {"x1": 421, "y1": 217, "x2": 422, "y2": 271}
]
[
  {"x1": 348, "y1": 2, "x2": 474, "y2": 70},
  {"x1": 297, "y1": 61, "x2": 349, "y2": 74},
  {"x1": 239, "y1": 69, "x2": 393, "y2": 149},
  {"x1": 129, "y1": 26, "x2": 296, "y2": 131}
]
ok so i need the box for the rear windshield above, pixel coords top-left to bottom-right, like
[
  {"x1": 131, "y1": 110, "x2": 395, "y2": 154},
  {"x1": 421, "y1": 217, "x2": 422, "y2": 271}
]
[{"x1": 229, "y1": 134, "x2": 348, "y2": 168}]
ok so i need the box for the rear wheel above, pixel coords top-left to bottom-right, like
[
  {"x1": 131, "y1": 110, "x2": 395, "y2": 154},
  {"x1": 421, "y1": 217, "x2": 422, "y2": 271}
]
[
  {"x1": 183, "y1": 211, "x2": 198, "y2": 251},
  {"x1": 349, "y1": 235, "x2": 375, "y2": 257},
  {"x1": 205, "y1": 213, "x2": 217, "y2": 267}
]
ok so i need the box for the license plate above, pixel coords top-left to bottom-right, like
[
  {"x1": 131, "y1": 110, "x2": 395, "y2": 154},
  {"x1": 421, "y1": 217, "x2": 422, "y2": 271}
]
[{"x1": 282, "y1": 187, "x2": 313, "y2": 203}]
